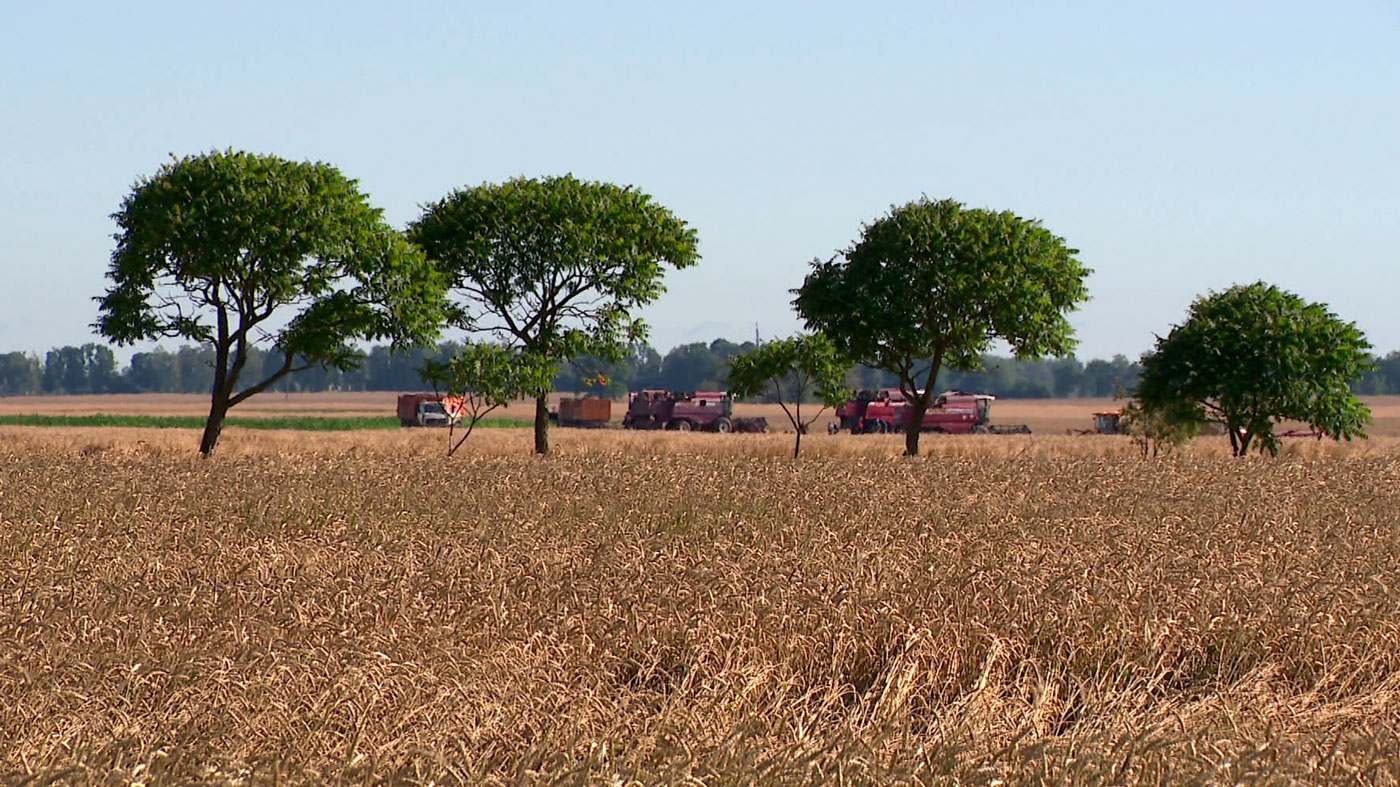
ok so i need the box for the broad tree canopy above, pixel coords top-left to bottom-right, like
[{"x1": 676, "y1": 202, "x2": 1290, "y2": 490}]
[
  {"x1": 96, "y1": 150, "x2": 447, "y2": 454},
  {"x1": 794, "y1": 197, "x2": 1089, "y2": 456},
  {"x1": 410, "y1": 175, "x2": 700, "y2": 455},
  {"x1": 1136, "y1": 282, "x2": 1373, "y2": 456}
]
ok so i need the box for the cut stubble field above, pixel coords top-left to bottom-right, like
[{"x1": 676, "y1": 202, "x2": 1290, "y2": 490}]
[
  {"x1": 4, "y1": 421, "x2": 1400, "y2": 783},
  {"x1": 6, "y1": 391, "x2": 1400, "y2": 437}
]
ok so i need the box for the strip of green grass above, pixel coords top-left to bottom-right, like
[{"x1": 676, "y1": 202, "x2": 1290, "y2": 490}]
[{"x1": 0, "y1": 414, "x2": 533, "y2": 431}]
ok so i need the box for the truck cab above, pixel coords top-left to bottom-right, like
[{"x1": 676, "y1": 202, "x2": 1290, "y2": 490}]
[{"x1": 415, "y1": 401, "x2": 453, "y2": 427}]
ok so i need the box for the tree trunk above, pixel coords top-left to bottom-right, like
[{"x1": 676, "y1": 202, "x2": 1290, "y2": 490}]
[
  {"x1": 1228, "y1": 418, "x2": 1250, "y2": 457},
  {"x1": 791, "y1": 401, "x2": 802, "y2": 459},
  {"x1": 533, "y1": 394, "x2": 551, "y2": 456},
  {"x1": 903, "y1": 415, "x2": 922, "y2": 457},
  {"x1": 902, "y1": 395, "x2": 930, "y2": 457},
  {"x1": 199, "y1": 394, "x2": 230, "y2": 456},
  {"x1": 903, "y1": 353, "x2": 942, "y2": 458}
]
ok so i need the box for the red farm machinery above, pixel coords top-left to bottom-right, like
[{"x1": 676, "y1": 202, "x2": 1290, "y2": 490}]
[
  {"x1": 830, "y1": 389, "x2": 1031, "y2": 435},
  {"x1": 622, "y1": 390, "x2": 767, "y2": 433}
]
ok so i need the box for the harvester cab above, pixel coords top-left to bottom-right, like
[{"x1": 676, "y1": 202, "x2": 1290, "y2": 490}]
[
  {"x1": 1093, "y1": 411, "x2": 1123, "y2": 435},
  {"x1": 936, "y1": 391, "x2": 995, "y2": 426}
]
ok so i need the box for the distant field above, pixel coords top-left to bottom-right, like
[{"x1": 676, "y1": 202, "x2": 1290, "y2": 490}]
[
  {"x1": 0, "y1": 391, "x2": 404, "y2": 418},
  {"x1": 3, "y1": 391, "x2": 1399, "y2": 437},
  {"x1": 0, "y1": 413, "x2": 402, "y2": 431},
  {"x1": 4, "y1": 427, "x2": 1400, "y2": 783},
  {"x1": 0, "y1": 414, "x2": 531, "y2": 431}
]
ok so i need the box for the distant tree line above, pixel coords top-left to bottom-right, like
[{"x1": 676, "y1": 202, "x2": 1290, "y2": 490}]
[
  {"x1": 558, "y1": 341, "x2": 1151, "y2": 400},
  {"x1": 0, "y1": 343, "x2": 454, "y2": 397},
  {"x1": 5, "y1": 340, "x2": 1400, "y2": 399}
]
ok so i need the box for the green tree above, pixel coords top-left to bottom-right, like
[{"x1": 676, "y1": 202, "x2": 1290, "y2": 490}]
[
  {"x1": 423, "y1": 343, "x2": 555, "y2": 456},
  {"x1": 660, "y1": 342, "x2": 729, "y2": 391},
  {"x1": 81, "y1": 343, "x2": 122, "y2": 393},
  {"x1": 553, "y1": 347, "x2": 645, "y2": 399},
  {"x1": 1135, "y1": 282, "x2": 1373, "y2": 457},
  {"x1": 1118, "y1": 398, "x2": 1200, "y2": 458},
  {"x1": 727, "y1": 333, "x2": 851, "y2": 458},
  {"x1": 1355, "y1": 351, "x2": 1400, "y2": 396},
  {"x1": 175, "y1": 345, "x2": 216, "y2": 394},
  {"x1": 1381, "y1": 352, "x2": 1400, "y2": 394},
  {"x1": 95, "y1": 150, "x2": 447, "y2": 455},
  {"x1": 565, "y1": 342, "x2": 667, "y2": 396},
  {"x1": 1049, "y1": 356, "x2": 1085, "y2": 398},
  {"x1": 794, "y1": 197, "x2": 1089, "y2": 456},
  {"x1": 364, "y1": 344, "x2": 441, "y2": 391},
  {"x1": 42, "y1": 347, "x2": 82, "y2": 394},
  {"x1": 410, "y1": 175, "x2": 699, "y2": 455},
  {"x1": 0, "y1": 352, "x2": 41, "y2": 396},
  {"x1": 127, "y1": 349, "x2": 180, "y2": 392}
]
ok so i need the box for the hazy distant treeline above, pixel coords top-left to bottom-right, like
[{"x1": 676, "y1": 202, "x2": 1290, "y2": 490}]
[{"x1": 3, "y1": 340, "x2": 1400, "y2": 399}]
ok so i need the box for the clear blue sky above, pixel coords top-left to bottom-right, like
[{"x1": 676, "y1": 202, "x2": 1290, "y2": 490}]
[{"x1": 3, "y1": 1, "x2": 1396, "y2": 361}]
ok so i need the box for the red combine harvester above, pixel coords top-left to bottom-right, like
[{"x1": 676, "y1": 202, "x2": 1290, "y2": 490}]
[
  {"x1": 622, "y1": 390, "x2": 767, "y2": 433},
  {"x1": 831, "y1": 389, "x2": 1030, "y2": 435}
]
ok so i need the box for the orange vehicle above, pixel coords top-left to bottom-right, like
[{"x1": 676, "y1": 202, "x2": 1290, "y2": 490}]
[
  {"x1": 396, "y1": 393, "x2": 465, "y2": 427},
  {"x1": 555, "y1": 397, "x2": 613, "y2": 428}
]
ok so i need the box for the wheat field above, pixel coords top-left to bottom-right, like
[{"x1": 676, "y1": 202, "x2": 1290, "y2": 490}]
[{"x1": 4, "y1": 415, "x2": 1400, "y2": 783}]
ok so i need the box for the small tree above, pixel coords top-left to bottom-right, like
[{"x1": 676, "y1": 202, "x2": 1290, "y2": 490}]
[
  {"x1": 727, "y1": 333, "x2": 851, "y2": 458},
  {"x1": 423, "y1": 343, "x2": 555, "y2": 457},
  {"x1": 794, "y1": 197, "x2": 1089, "y2": 456},
  {"x1": 410, "y1": 175, "x2": 699, "y2": 455},
  {"x1": 1135, "y1": 282, "x2": 1373, "y2": 457},
  {"x1": 1118, "y1": 399, "x2": 1199, "y2": 458},
  {"x1": 96, "y1": 150, "x2": 447, "y2": 455}
]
